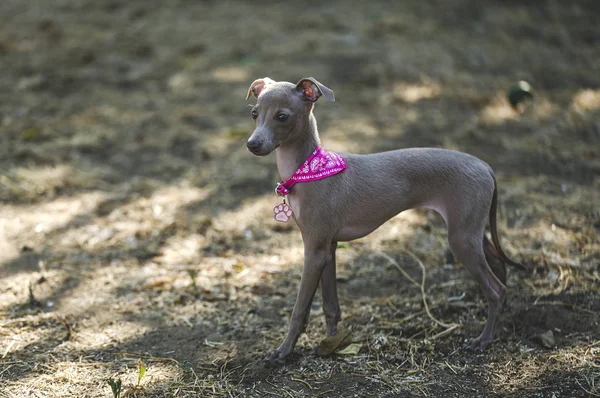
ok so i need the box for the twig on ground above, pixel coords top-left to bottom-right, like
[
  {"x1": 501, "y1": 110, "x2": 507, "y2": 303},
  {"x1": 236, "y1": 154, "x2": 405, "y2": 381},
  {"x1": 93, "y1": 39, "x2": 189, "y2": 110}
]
[
  {"x1": 375, "y1": 249, "x2": 460, "y2": 330},
  {"x1": 59, "y1": 316, "x2": 73, "y2": 341},
  {"x1": 532, "y1": 300, "x2": 597, "y2": 315},
  {"x1": 291, "y1": 377, "x2": 312, "y2": 390}
]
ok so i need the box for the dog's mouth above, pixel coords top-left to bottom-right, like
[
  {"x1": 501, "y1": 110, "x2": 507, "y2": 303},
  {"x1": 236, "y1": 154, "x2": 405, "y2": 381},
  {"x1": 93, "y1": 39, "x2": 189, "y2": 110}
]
[
  {"x1": 249, "y1": 148, "x2": 267, "y2": 156},
  {"x1": 248, "y1": 144, "x2": 278, "y2": 156}
]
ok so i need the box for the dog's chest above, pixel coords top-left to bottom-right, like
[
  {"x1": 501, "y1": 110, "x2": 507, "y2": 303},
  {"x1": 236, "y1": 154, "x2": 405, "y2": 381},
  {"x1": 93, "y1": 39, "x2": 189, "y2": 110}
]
[{"x1": 287, "y1": 195, "x2": 301, "y2": 222}]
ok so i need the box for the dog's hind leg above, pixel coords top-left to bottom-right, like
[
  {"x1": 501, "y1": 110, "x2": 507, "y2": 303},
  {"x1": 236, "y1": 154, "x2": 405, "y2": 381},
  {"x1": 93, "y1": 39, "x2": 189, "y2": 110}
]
[
  {"x1": 448, "y1": 225, "x2": 507, "y2": 351},
  {"x1": 483, "y1": 235, "x2": 507, "y2": 285}
]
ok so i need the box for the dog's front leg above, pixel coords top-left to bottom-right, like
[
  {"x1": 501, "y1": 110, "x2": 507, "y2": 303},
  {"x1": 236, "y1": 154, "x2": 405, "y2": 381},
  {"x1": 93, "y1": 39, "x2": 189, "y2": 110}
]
[
  {"x1": 265, "y1": 242, "x2": 331, "y2": 366},
  {"x1": 321, "y1": 243, "x2": 341, "y2": 336}
]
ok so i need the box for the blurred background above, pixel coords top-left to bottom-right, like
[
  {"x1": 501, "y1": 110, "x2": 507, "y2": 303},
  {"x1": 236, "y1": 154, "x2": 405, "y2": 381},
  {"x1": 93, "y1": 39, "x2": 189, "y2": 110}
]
[{"x1": 1, "y1": 1, "x2": 599, "y2": 397}]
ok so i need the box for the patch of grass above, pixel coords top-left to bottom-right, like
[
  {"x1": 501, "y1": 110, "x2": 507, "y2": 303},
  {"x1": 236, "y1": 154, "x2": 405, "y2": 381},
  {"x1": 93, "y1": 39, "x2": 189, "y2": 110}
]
[
  {"x1": 107, "y1": 378, "x2": 122, "y2": 398},
  {"x1": 136, "y1": 359, "x2": 146, "y2": 388}
]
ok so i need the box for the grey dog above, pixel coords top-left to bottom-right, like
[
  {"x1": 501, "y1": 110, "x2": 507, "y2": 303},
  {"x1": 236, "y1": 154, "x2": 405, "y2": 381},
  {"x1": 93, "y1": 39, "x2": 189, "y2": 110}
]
[{"x1": 245, "y1": 77, "x2": 522, "y2": 365}]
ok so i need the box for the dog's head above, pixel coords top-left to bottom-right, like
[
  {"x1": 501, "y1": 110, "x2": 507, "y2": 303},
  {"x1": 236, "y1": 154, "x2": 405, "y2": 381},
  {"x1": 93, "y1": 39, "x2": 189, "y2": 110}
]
[{"x1": 245, "y1": 77, "x2": 334, "y2": 156}]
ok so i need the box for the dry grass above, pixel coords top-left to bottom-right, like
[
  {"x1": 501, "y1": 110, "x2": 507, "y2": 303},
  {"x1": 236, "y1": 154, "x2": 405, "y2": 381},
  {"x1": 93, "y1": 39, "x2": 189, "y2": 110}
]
[{"x1": 1, "y1": 0, "x2": 599, "y2": 397}]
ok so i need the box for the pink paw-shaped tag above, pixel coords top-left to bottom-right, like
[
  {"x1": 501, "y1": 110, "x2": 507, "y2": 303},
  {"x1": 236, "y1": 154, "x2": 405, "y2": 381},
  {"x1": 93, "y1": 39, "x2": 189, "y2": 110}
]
[{"x1": 273, "y1": 203, "x2": 293, "y2": 223}]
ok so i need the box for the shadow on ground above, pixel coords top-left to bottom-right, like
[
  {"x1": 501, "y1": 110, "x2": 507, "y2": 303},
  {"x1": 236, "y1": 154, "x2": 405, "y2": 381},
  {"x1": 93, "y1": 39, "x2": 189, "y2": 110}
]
[{"x1": 1, "y1": 0, "x2": 599, "y2": 397}]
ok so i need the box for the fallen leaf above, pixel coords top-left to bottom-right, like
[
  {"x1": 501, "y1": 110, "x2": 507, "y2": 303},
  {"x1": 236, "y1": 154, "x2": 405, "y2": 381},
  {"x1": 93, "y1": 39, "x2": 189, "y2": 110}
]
[
  {"x1": 22, "y1": 127, "x2": 40, "y2": 141},
  {"x1": 316, "y1": 324, "x2": 352, "y2": 357},
  {"x1": 204, "y1": 339, "x2": 225, "y2": 347},
  {"x1": 336, "y1": 343, "x2": 362, "y2": 355}
]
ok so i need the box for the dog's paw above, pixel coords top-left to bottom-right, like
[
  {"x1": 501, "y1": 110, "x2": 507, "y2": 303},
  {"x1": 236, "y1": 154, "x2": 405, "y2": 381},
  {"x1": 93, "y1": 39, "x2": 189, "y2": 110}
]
[
  {"x1": 464, "y1": 335, "x2": 493, "y2": 351},
  {"x1": 273, "y1": 203, "x2": 293, "y2": 223},
  {"x1": 264, "y1": 348, "x2": 290, "y2": 366}
]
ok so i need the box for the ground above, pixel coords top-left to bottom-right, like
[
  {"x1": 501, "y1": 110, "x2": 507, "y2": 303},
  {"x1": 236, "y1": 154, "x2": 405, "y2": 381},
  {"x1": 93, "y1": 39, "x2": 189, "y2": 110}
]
[{"x1": 0, "y1": 1, "x2": 599, "y2": 397}]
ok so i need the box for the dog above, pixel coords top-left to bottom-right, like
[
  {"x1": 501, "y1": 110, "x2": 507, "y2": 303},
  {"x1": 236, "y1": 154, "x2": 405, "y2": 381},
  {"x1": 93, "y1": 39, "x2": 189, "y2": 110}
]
[{"x1": 245, "y1": 77, "x2": 522, "y2": 365}]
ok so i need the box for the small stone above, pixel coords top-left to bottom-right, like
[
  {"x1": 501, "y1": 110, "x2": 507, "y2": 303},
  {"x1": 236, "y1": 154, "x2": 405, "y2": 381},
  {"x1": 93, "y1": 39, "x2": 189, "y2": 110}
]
[
  {"x1": 168, "y1": 72, "x2": 192, "y2": 92},
  {"x1": 205, "y1": 332, "x2": 224, "y2": 343},
  {"x1": 251, "y1": 283, "x2": 274, "y2": 296},
  {"x1": 17, "y1": 75, "x2": 47, "y2": 91},
  {"x1": 533, "y1": 330, "x2": 556, "y2": 348}
]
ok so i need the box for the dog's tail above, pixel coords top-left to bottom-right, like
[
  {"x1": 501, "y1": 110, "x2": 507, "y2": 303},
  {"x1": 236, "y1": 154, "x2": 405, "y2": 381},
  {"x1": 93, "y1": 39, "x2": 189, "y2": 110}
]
[{"x1": 489, "y1": 174, "x2": 525, "y2": 269}]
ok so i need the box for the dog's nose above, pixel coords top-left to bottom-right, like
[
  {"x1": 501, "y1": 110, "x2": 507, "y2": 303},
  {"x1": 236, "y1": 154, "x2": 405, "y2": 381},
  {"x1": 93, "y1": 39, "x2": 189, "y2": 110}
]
[{"x1": 247, "y1": 139, "x2": 262, "y2": 152}]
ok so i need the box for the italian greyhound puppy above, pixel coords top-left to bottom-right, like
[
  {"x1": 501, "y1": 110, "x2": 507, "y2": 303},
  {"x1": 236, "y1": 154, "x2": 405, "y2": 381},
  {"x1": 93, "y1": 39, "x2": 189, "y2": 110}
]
[{"x1": 245, "y1": 77, "x2": 522, "y2": 366}]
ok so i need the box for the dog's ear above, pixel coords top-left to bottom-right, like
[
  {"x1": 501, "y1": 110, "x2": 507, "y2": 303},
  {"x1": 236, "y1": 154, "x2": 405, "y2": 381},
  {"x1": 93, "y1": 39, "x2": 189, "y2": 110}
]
[
  {"x1": 246, "y1": 77, "x2": 275, "y2": 99},
  {"x1": 295, "y1": 77, "x2": 335, "y2": 102}
]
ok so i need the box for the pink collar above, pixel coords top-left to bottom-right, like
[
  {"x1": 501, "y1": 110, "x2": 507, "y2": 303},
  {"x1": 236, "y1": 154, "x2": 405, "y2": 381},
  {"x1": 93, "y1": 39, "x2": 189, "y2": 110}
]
[{"x1": 276, "y1": 146, "x2": 346, "y2": 196}]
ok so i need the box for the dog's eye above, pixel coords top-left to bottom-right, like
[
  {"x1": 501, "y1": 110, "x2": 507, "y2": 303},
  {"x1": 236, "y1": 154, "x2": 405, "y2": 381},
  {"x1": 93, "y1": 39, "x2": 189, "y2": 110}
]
[
  {"x1": 276, "y1": 113, "x2": 289, "y2": 122},
  {"x1": 251, "y1": 110, "x2": 258, "y2": 120}
]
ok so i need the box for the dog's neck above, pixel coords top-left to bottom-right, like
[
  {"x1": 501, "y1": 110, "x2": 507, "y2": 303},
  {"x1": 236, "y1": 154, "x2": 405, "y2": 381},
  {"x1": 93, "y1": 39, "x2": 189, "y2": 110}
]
[{"x1": 276, "y1": 112, "x2": 321, "y2": 181}]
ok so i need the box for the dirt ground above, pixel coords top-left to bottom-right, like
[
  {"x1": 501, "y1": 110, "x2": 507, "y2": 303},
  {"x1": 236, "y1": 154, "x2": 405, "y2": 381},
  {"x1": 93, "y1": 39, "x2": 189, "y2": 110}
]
[{"x1": 1, "y1": 1, "x2": 599, "y2": 397}]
